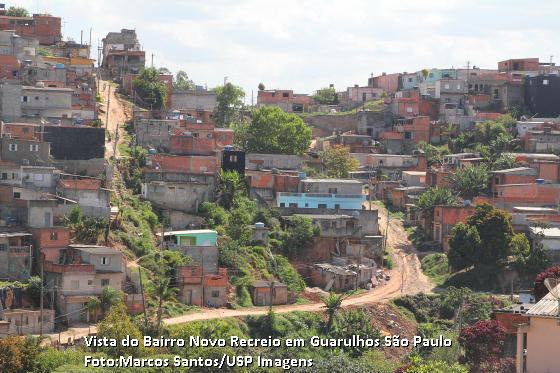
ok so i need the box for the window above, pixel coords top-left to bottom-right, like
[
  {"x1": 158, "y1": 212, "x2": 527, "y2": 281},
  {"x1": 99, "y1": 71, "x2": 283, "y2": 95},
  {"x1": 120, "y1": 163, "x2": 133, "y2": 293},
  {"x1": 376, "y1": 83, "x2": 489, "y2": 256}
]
[
  {"x1": 50, "y1": 231, "x2": 58, "y2": 240},
  {"x1": 1, "y1": 173, "x2": 6, "y2": 180},
  {"x1": 88, "y1": 280, "x2": 93, "y2": 286},
  {"x1": 408, "y1": 77, "x2": 413, "y2": 83},
  {"x1": 101, "y1": 279, "x2": 110, "y2": 286},
  {"x1": 0, "y1": 244, "x2": 7, "y2": 252},
  {"x1": 211, "y1": 291, "x2": 220, "y2": 298},
  {"x1": 22, "y1": 96, "x2": 28, "y2": 102},
  {"x1": 289, "y1": 203, "x2": 298, "y2": 208},
  {"x1": 318, "y1": 203, "x2": 327, "y2": 208},
  {"x1": 8, "y1": 143, "x2": 17, "y2": 151},
  {"x1": 457, "y1": 84, "x2": 461, "y2": 90},
  {"x1": 406, "y1": 107, "x2": 413, "y2": 113},
  {"x1": 335, "y1": 204, "x2": 340, "y2": 209},
  {"x1": 282, "y1": 92, "x2": 289, "y2": 98},
  {"x1": 13, "y1": 192, "x2": 20, "y2": 199},
  {"x1": 280, "y1": 203, "x2": 285, "y2": 207},
  {"x1": 543, "y1": 79, "x2": 549, "y2": 85},
  {"x1": 101, "y1": 257, "x2": 110, "y2": 265},
  {"x1": 229, "y1": 155, "x2": 237, "y2": 162},
  {"x1": 328, "y1": 187, "x2": 338, "y2": 194},
  {"x1": 22, "y1": 128, "x2": 29, "y2": 134},
  {"x1": 29, "y1": 144, "x2": 39, "y2": 152},
  {"x1": 404, "y1": 132, "x2": 412, "y2": 140},
  {"x1": 444, "y1": 84, "x2": 450, "y2": 89},
  {"x1": 35, "y1": 96, "x2": 39, "y2": 101}
]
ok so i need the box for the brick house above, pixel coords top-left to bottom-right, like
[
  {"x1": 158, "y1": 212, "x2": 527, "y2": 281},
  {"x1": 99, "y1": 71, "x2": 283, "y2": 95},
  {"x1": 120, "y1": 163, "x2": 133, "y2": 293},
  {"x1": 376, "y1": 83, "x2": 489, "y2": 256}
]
[
  {"x1": 250, "y1": 280, "x2": 288, "y2": 306},
  {"x1": 490, "y1": 167, "x2": 538, "y2": 195},
  {"x1": 257, "y1": 90, "x2": 310, "y2": 113},
  {"x1": 0, "y1": 14, "x2": 61, "y2": 45},
  {"x1": 176, "y1": 266, "x2": 229, "y2": 307},
  {"x1": 432, "y1": 205, "x2": 476, "y2": 250}
]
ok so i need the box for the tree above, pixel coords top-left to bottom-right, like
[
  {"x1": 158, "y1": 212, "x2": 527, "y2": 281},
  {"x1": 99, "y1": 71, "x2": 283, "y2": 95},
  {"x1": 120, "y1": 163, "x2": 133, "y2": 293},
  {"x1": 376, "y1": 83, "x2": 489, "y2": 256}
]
[
  {"x1": 533, "y1": 266, "x2": 560, "y2": 301},
  {"x1": 459, "y1": 320, "x2": 513, "y2": 373},
  {"x1": 157, "y1": 67, "x2": 171, "y2": 75},
  {"x1": 258, "y1": 82, "x2": 265, "y2": 91},
  {"x1": 99, "y1": 286, "x2": 124, "y2": 315},
  {"x1": 235, "y1": 106, "x2": 312, "y2": 155},
  {"x1": 445, "y1": 164, "x2": 489, "y2": 200},
  {"x1": 96, "y1": 303, "x2": 145, "y2": 357},
  {"x1": 491, "y1": 154, "x2": 517, "y2": 170},
  {"x1": 216, "y1": 170, "x2": 246, "y2": 210},
  {"x1": 153, "y1": 275, "x2": 178, "y2": 333},
  {"x1": 0, "y1": 336, "x2": 42, "y2": 373},
  {"x1": 416, "y1": 141, "x2": 449, "y2": 167},
  {"x1": 466, "y1": 203, "x2": 514, "y2": 266},
  {"x1": 416, "y1": 187, "x2": 460, "y2": 220},
  {"x1": 280, "y1": 215, "x2": 317, "y2": 255},
  {"x1": 421, "y1": 69, "x2": 430, "y2": 79},
  {"x1": 6, "y1": 6, "x2": 29, "y2": 17},
  {"x1": 313, "y1": 87, "x2": 337, "y2": 105},
  {"x1": 86, "y1": 296, "x2": 101, "y2": 323},
  {"x1": 321, "y1": 292, "x2": 348, "y2": 331},
  {"x1": 321, "y1": 145, "x2": 360, "y2": 178},
  {"x1": 332, "y1": 309, "x2": 381, "y2": 357},
  {"x1": 475, "y1": 121, "x2": 508, "y2": 145},
  {"x1": 26, "y1": 276, "x2": 42, "y2": 307},
  {"x1": 448, "y1": 223, "x2": 481, "y2": 271},
  {"x1": 133, "y1": 67, "x2": 167, "y2": 109},
  {"x1": 174, "y1": 70, "x2": 195, "y2": 90},
  {"x1": 214, "y1": 82, "x2": 245, "y2": 127}
]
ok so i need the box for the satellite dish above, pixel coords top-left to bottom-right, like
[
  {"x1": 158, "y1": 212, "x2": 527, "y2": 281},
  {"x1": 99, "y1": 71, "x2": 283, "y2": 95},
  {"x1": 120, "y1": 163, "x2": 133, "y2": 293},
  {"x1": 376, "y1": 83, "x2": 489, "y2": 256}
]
[{"x1": 544, "y1": 278, "x2": 560, "y2": 317}]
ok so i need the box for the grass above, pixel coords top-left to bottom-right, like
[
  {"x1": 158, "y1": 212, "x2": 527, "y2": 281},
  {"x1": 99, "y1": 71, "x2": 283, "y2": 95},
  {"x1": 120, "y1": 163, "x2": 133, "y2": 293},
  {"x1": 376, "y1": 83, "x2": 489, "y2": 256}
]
[
  {"x1": 420, "y1": 253, "x2": 450, "y2": 286},
  {"x1": 299, "y1": 99, "x2": 385, "y2": 118},
  {"x1": 163, "y1": 302, "x2": 200, "y2": 318}
]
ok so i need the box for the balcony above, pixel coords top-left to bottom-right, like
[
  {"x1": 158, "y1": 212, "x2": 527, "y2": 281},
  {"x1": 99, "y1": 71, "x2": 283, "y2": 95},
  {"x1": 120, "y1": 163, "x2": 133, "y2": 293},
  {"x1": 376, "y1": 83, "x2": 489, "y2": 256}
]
[
  {"x1": 8, "y1": 246, "x2": 31, "y2": 257},
  {"x1": 43, "y1": 261, "x2": 95, "y2": 273}
]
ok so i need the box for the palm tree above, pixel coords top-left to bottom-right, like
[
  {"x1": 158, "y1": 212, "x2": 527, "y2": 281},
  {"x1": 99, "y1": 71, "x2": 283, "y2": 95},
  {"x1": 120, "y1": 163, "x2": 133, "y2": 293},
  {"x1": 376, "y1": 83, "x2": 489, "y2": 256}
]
[
  {"x1": 99, "y1": 286, "x2": 124, "y2": 315},
  {"x1": 322, "y1": 292, "x2": 349, "y2": 332},
  {"x1": 445, "y1": 164, "x2": 489, "y2": 201},
  {"x1": 86, "y1": 296, "x2": 102, "y2": 323},
  {"x1": 153, "y1": 276, "x2": 178, "y2": 332},
  {"x1": 216, "y1": 170, "x2": 245, "y2": 210}
]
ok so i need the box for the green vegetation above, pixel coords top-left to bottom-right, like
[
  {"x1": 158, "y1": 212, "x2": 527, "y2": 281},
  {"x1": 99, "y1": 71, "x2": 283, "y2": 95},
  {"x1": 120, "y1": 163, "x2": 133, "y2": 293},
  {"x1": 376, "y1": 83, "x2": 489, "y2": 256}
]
[
  {"x1": 445, "y1": 164, "x2": 489, "y2": 200},
  {"x1": 213, "y1": 82, "x2": 245, "y2": 127},
  {"x1": 173, "y1": 70, "x2": 195, "y2": 90},
  {"x1": 133, "y1": 67, "x2": 167, "y2": 109},
  {"x1": 234, "y1": 106, "x2": 312, "y2": 155},
  {"x1": 62, "y1": 206, "x2": 108, "y2": 244},
  {"x1": 321, "y1": 145, "x2": 360, "y2": 178},
  {"x1": 416, "y1": 141, "x2": 449, "y2": 167},
  {"x1": 313, "y1": 87, "x2": 338, "y2": 105},
  {"x1": 421, "y1": 253, "x2": 450, "y2": 285},
  {"x1": 6, "y1": 6, "x2": 29, "y2": 17},
  {"x1": 416, "y1": 187, "x2": 460, "y2": 220}
]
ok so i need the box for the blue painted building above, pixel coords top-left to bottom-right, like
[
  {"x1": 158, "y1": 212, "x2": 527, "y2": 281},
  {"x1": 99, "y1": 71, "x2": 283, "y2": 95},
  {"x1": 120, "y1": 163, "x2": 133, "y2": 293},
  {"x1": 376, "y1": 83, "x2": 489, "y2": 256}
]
[{"x1": 277, "y1": 192, "x2": 365, "y2": 210}]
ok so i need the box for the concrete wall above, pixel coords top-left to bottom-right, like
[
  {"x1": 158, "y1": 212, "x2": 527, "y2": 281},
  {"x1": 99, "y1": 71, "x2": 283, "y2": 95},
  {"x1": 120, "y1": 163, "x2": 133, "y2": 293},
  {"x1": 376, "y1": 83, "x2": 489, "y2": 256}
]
[
  {"x1": 246, "y1": 153, "x2": 304, "y2": 171},
  {"x1": 170, "y1": 90, "x2": 217, "y2": 111},
  {"x1": 142, "y1": 181, "x2": 212, "y2": 212},
  {"x1": 0, "y1": 82, "x2": 22, "y2": 119},
  {"x1": 175, "y1": 246, "x2": 219, "y2": 274},
  {"x1": 52, "y1": 159, "x2": 106, "y2": 177}
]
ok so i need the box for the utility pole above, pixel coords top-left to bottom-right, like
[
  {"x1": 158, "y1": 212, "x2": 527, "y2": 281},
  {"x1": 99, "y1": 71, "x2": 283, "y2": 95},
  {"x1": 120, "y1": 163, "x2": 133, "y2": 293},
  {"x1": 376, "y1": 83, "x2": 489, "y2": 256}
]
[
  {"x1": 151, "y1": 53, "x2": 154, "y2": 68},
  {"x1": 39, "y1": 256, "x2": 44, "y2": 336},
  {"x1": 268, "y1": 280, "x2": 275, "y2": 314},
  {"x1": 138, "y1": 267, "x2": 148, "y2": 329}
]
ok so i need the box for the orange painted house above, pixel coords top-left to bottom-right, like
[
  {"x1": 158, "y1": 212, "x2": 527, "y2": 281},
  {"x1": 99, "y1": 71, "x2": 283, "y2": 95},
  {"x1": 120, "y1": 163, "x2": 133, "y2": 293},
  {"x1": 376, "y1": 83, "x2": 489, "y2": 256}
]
[
  {"x1": 490, "y1": 167, "x2": 538, "y2": 195},
  {"x1": 31, "y1": 226, "x2": 71, "y2": 263}
]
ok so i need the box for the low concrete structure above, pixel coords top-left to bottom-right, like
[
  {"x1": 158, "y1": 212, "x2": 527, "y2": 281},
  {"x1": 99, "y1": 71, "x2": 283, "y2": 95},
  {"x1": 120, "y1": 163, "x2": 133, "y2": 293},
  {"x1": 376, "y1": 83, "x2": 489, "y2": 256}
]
[
  {"x1": 0, "y1": 308, "x2": 55, "y2": 336},
  {"x1": 176, "y1": 266, "x2": 229, "y2": 307}
]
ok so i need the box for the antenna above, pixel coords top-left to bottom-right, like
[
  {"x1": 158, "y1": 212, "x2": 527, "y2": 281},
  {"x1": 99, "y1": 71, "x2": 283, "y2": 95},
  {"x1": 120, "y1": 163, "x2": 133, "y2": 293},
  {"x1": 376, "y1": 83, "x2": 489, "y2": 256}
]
[{"x1": 544, "y1": 278, "x2": 560, "y2": 317}]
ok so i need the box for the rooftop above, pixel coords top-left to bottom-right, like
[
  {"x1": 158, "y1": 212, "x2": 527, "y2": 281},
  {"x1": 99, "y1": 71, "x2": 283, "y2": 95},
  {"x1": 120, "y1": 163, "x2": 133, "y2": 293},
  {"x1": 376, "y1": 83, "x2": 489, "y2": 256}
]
[
  {"x1": 58, "y1": 179, "x2": 101, "y2": 190},
  {"x1": 513, "y1": 207, "x2": 558, "y2": 213},
  {"x1": 251, "y1": 280, "x2": 287, "y2": 288},
  {"x1": 527, "y1": 284, "x2": 560, "y2": 317},
  {"x1": 529, "y1": 227, "x2": 560, "y2": 238},
  {"x1": 156, "y1": 229, "x2": 217, "y2": 237},
  {"x1": 491, "y1": 167, "x2": 537, "y2": 174},
  {"x1": 303, "y1": 178, "x2": 362, "y2": 184},
  {"x1": 69, "y1": 245, "x2": 121, "y2": 255}
]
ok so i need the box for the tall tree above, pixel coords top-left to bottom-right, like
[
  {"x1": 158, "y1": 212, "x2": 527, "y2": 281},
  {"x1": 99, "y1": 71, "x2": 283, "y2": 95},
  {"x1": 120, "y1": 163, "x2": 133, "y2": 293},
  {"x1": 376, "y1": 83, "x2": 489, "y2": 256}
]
[
  {"x1": 416, "y1": 141, "x2": 449, "y2": 167},
  {"x1": 214, "y1": 82, "x2": 245, "y2": 127},
  {"x1": 216, "y1": 170, "x2": 246, "y2": 210},
  {"x1": 153, "y1": 275, "x2": 178, "y2": 333},
  {"x1": 321, "y1": 145, "x2": 360, "y2": 178},
  {"x1": 466, "y1": 203, "x2": 514, "y2": 266},
  {"x1": 133, "y1": 67, "x2": 167, "y2": 109},
  {"x1": 6, "y1": 6, "x2": 29, "y2": 17},
  {"x1": 475, "y1": 121, "x2": 508, "y2": 145},
  {"x1": 446, "y1": 164, "x2": 489, "y2": 200},
  {"x1": 448, "y1": 223, "x2": 482, "y2": 271},
  {"x1": 258, "y1": 82, "x2": 265, "y2": 91},
  {"x1": 235, "y1": 106, "x2": 312, "y2": 155},
  {"x1": 174, "y1": 70, "x2": 195, "y2": 90},
  {"x1": 491, "y1": 154, "x2": 517, "y2": 170}
]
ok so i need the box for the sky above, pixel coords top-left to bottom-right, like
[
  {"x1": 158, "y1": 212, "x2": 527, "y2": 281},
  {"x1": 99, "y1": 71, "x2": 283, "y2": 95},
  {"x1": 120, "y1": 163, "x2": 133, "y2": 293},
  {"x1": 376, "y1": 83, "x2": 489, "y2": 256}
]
[{"x1": 16, "y1": 0, "x2": 560, "y2": 101}]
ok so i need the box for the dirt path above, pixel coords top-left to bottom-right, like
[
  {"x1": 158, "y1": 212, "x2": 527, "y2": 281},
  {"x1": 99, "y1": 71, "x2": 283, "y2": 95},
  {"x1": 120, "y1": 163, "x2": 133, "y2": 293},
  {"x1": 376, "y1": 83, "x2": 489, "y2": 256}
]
[{"x1": 98, "y1": 79, "x2": 131, "y2": 160}]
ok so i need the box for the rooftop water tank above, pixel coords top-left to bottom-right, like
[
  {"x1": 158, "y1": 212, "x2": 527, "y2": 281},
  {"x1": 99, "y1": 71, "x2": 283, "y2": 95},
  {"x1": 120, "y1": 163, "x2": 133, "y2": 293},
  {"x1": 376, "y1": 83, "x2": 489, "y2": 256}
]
[
  {"x1": 271, "y1": 168, "x2": 279, "y2": 174},
  {"x1": 536, "y1": 178, "x2": 545, "y2": 184},
  {"x1": 298, "y1": 171, "x2": 306, "y2": 179},
  {"x1": 148, "y1": 148, "x2": 157, "y2": 154},
  {"x1": 255, "y1": 222, "x2": 265, "y2": 228},
  {"x1": 224, "y1": 145, "x2": 233, "y2": 151}
]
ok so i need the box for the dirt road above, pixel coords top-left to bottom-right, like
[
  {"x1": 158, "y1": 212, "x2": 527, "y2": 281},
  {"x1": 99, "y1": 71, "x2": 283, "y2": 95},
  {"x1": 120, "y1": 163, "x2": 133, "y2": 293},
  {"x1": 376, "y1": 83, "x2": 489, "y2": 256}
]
[
  {"x1": 98, "y1": 80, "x2": 131, "y2": 160},
  {"x1": 164, "y1": 205, "x2": 433, "y2": 325}
]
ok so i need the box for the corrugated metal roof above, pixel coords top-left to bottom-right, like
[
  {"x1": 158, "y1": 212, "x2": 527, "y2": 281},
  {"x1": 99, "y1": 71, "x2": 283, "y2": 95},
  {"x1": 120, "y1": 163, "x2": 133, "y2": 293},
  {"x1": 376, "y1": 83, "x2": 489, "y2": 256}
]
[{"x1": 527, "y1": 284, "x2": 560, "y2": 317}]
